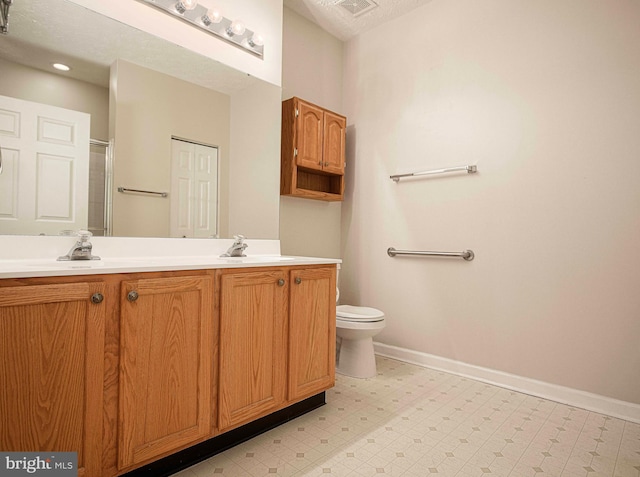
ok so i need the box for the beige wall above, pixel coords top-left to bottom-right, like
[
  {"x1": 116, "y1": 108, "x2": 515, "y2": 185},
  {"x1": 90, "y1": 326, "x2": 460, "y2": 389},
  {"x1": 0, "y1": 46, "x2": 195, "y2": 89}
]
[
  {"x1": 229, "y1": 81, "x2": 282, "y2": 239},
  {"x1": 341, "y1": 0, "x2": 640, "y2": 404},
  {"x1": 279, "y1": 7, "x2": 344, "y2": 258},
  {"x1": 0, "y1": 57, "x2": 108, "y2": 140},
  {"x1": 110, "y1": 60, "x2": 230, "y2": 237}
]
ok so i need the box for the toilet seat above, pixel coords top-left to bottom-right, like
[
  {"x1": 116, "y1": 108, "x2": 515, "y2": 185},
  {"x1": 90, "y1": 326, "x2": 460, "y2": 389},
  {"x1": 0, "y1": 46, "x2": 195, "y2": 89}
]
[{"x1": 337, "y1": 305, "x2": 385, "y2": 322}]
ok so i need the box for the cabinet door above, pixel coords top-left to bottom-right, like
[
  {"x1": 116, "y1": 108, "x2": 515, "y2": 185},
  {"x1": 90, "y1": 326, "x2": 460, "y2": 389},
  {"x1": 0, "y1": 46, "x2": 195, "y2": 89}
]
[
  {"x1": 295, "y1": 100, "x2": 324, "y2": 171},
  {"x1": 118, "y1": 275, "x2": 213, "y2": 469},
  {"x1": 0, "y1": 282, "x2": 106, "y2": 477},
  {"x1": 323, "y1": 111, "x2": 346, "y2": 175},
  {"x1": 218, "y1": 270, "x2": 287, "y2": 431},
  {"x1": 288, "y1": 267, "x2": 336, "y2": 401}
]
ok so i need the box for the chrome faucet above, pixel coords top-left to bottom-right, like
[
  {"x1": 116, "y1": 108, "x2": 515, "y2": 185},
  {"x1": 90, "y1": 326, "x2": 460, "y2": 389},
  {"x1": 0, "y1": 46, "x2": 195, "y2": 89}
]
[
  {"x1": 221, "y1": 235, "x2": 248, "y2": 257},
  {"x1": 58, "y1": 230, "x2": 101, "y2": 261}
]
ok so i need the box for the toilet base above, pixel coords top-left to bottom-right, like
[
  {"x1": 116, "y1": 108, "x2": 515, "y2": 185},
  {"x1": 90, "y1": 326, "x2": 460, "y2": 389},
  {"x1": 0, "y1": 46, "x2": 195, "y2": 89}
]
[{"x1": 336, "y1": 336, "x2": 377, "y2": 378}]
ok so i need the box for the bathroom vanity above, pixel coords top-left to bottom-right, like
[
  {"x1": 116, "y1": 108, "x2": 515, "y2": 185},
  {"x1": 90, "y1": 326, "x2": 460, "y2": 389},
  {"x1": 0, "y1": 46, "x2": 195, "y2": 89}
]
[{"x1": 0, "y1": 239, "x2": 338, "y2": 477}]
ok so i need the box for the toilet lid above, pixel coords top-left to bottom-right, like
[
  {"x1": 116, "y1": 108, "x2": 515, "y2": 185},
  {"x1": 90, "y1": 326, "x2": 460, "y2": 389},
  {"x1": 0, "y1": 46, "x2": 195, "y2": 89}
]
[{"x1": 336, "y1": 305, "x2": 385, "y2": 322}]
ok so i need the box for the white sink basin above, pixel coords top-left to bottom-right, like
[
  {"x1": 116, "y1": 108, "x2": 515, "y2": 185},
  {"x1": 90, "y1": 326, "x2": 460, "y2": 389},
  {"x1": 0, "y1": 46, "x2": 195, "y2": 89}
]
[
  {"x1": 220, "y1": 256, "x2": 296, "y2": 263},
  {"x1": 28, "y1": 260, "x2": 106, "y2": 269},
  {"x1": 26, "y1": 258, "x2": 164, "y2": 270}
]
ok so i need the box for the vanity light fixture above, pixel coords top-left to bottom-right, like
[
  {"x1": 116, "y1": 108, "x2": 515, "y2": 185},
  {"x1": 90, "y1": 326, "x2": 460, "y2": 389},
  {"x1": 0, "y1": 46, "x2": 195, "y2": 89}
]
[
  {"x1": 247, "y1": 33, "x2": 264, "y2": 48},
  {"x1": 174, "y1": 0, "x2": 197, "y2": 14},
  {"x1": 52, "y1": 63, "x2": 71, "y2": 71},
  {"x1": 202, "y1": 8, "x2": 222, "y2": 26},
  {"x1": 138, "y1": 0, "x2": 264, "y2": 58},
  {"x1": 226, "y1": 19, "x2": 246, "y2": 37}
]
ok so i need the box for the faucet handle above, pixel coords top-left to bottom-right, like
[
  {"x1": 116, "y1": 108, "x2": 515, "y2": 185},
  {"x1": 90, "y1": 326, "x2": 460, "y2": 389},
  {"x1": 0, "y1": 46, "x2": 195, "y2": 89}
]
[
  {"x1": 77, "y1": 230, "x2": 93, "y2": 242},
  {"x1": 233, "y1": 234, "x2": 245, "y2": 243}
]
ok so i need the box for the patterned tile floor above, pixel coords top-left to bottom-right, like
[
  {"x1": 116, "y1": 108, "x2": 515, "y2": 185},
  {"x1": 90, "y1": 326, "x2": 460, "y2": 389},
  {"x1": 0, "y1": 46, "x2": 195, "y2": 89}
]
[{"x1": 175, "y1": 356, "x2": 640, "y2": 476}]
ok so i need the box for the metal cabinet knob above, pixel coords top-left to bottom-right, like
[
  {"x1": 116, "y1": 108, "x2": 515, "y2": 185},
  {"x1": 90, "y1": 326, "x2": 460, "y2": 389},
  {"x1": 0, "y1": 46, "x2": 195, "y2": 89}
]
[
  {"x1": 277, "y1": 279, "x2": 285, "y2": 287},
  {"x1": 91, "y1": 293, "x2": 104, "y2": 304},
  {"x1": 127, "y1": 291, "x2": 139, "y2": 302},
  {"x1": 295, "y1": 277, "x2": 302, "y2": 285}
]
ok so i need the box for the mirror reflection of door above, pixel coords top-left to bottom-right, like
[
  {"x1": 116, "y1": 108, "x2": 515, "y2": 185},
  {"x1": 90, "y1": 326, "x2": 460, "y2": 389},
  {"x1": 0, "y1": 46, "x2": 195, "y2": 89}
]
[
  {"x1": 0, "y1": 94, "x2": 90, "y2": 235},
  {"x1": 170, "y1": 138, "x2": 219, "y2": 238}
]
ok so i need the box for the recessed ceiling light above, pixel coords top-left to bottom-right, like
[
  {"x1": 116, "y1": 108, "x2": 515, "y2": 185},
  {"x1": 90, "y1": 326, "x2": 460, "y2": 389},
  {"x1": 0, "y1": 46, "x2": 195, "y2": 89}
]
[{"x1": 52, "y1": 63, "x2": 71, "y2": 71}]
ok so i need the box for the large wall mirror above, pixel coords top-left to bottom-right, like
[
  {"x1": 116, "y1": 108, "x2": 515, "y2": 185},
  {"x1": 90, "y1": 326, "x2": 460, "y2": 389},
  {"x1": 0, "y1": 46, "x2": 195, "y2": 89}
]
[{"x1": 0, "y1": 0, "x2": 281, "y2": 240}]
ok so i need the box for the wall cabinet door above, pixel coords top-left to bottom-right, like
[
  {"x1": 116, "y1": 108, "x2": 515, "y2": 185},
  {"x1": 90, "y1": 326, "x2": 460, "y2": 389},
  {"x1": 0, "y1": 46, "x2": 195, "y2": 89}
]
[
  {"x1": 322, "y1": 111, "x2": 346, "y2": 175},
  {"x1": 294, "y1": 99, "x2": 346, "y2": 175},
  {"x1": 218, "y1": 269, "x2": 288, "y2": 431},
  {"x1": 288, "y1": 267, "x2": 336, "y2": 402},
  {"x1": 118, "y1": 275, "x2": 213, "y2": 469},
  {"x1": 295, "y1": 100, "x2": 325, "y2": 172},
  {"x1": 0, "y1": 281, "x2": 106, "y2": 477}
]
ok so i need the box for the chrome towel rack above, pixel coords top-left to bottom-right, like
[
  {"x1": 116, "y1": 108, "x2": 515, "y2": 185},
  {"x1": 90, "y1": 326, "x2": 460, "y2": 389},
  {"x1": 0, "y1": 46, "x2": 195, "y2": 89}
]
[
  {"x1": 390, "y1": 165, "x2": 477, "y2": 182},
  {"x1": 387, "y1": 247, "x2": 475, "y2": 261},
  {"x1": 117, "y1": 186, "x2": 168, "y2": 198}
]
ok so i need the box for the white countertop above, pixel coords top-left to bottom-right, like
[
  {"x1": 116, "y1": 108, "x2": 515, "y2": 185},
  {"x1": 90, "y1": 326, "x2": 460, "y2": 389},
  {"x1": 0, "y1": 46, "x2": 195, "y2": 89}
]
[
  {"x1": 0, "y1": 236, "x2": 340, "y2": 279},
  {"x1": 0, "y1": 255, "x2": 340, "y2": 279}
]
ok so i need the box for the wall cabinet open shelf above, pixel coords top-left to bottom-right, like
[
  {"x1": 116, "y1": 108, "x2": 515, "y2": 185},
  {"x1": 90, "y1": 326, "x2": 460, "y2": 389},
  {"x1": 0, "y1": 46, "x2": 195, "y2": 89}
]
[{"x1": 281, "y1": 97, "x2": 346, "y2": 201}]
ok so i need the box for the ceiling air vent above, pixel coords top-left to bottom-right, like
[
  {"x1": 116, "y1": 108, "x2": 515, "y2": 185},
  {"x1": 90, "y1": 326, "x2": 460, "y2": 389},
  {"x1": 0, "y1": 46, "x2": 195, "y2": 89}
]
[{"x1": 336, "y1": 0, "x2": 379, "y2": 17}]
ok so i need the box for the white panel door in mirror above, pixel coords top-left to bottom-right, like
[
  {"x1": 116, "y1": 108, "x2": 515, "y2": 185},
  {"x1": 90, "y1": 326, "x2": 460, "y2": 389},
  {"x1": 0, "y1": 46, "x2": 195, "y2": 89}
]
[
  {"x1": 0, "y1": 95, "x2": 90, "y2": 235},
  {"x1": 170, "y1": 138, "x2": 218, "y2": 238}
]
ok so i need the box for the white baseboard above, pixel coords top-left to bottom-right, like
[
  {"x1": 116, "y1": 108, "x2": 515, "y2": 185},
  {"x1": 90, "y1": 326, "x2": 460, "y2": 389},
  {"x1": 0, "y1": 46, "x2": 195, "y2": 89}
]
[{"x1": 373, "y1": 342, "x2": 640, "y2": 424}]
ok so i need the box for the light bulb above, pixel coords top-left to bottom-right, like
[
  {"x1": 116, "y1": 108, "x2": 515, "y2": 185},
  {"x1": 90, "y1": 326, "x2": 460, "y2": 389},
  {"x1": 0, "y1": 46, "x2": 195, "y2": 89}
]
[
  {"x1": 248, "y1": 33, "x2": 264, "y2": 47},
  {"x1": 202, "y1": 8, "x2": 222, "y2": 25},
  {"x1": 175, "y1": 0, "x2": 197, "y2": 14},
  {"x1": 226, "y1": 19, "x2": 246, "y2": 36},
  {"x1": 52, "y1": 63, "x2": 71, "y2": 71}
]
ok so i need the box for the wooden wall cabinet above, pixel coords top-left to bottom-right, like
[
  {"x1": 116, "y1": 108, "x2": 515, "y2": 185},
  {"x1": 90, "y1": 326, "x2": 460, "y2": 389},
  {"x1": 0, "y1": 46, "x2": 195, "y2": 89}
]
[{"x1": 281, "y1": 97, "x2": 346, "y2": 201}]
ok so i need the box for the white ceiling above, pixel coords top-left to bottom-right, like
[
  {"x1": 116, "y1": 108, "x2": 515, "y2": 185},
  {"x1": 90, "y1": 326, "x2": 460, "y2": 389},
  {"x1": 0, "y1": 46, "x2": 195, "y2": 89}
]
[{"x1": 283, "y1": 0, "x2": 432, "y2": 41}]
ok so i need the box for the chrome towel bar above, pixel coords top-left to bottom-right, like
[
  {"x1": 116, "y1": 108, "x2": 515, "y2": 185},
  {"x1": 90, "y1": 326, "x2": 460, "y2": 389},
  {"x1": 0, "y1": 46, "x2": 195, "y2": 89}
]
[
  {"x1": 387, "y1": 247, "x2": 475, "y2": 261},
  {"x1": 117, "y1": 186, "x2": 168, "y2": 198},
  {"x1": 390, "y1": 165, "x2": 477, "y2": 182}
]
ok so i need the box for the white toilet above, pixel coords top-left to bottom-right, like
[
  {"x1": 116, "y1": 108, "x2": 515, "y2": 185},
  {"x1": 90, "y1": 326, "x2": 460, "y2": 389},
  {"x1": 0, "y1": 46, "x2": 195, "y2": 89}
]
[{"x1": 336, "y1": 304, "x2": 385, "y2": 378}]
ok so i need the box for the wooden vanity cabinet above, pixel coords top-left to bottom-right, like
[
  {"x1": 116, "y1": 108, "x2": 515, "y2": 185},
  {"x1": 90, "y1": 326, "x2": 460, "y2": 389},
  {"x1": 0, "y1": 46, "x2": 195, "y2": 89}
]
[
  {"x1": 217, "y1": 265, "x2": 336, "y2": 431},
  {"x1": 217, "y1": 269, "x2": 288, "y2": 431},
  {"x1": 0, "y1": 263, "x2": 335, "y2": 477},
  {"x1": 281, "y1": 97, "x2": 346, "y2": 201},
  {"x1": 118, "y1": 274, "x2": 214, "y2": 470},
  {"x1": 0, "y1": 278, "x2": 107, "y2": 477},
  {"x1": 288, "y1": 266, "x2": 336, "y2": 401}
]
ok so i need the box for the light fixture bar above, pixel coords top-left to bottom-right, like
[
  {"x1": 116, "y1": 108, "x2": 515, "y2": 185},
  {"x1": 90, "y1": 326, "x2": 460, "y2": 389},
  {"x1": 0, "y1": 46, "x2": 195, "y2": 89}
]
[{"x1": 138, "y1": 0, "x2": 264, "y2": 58}]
